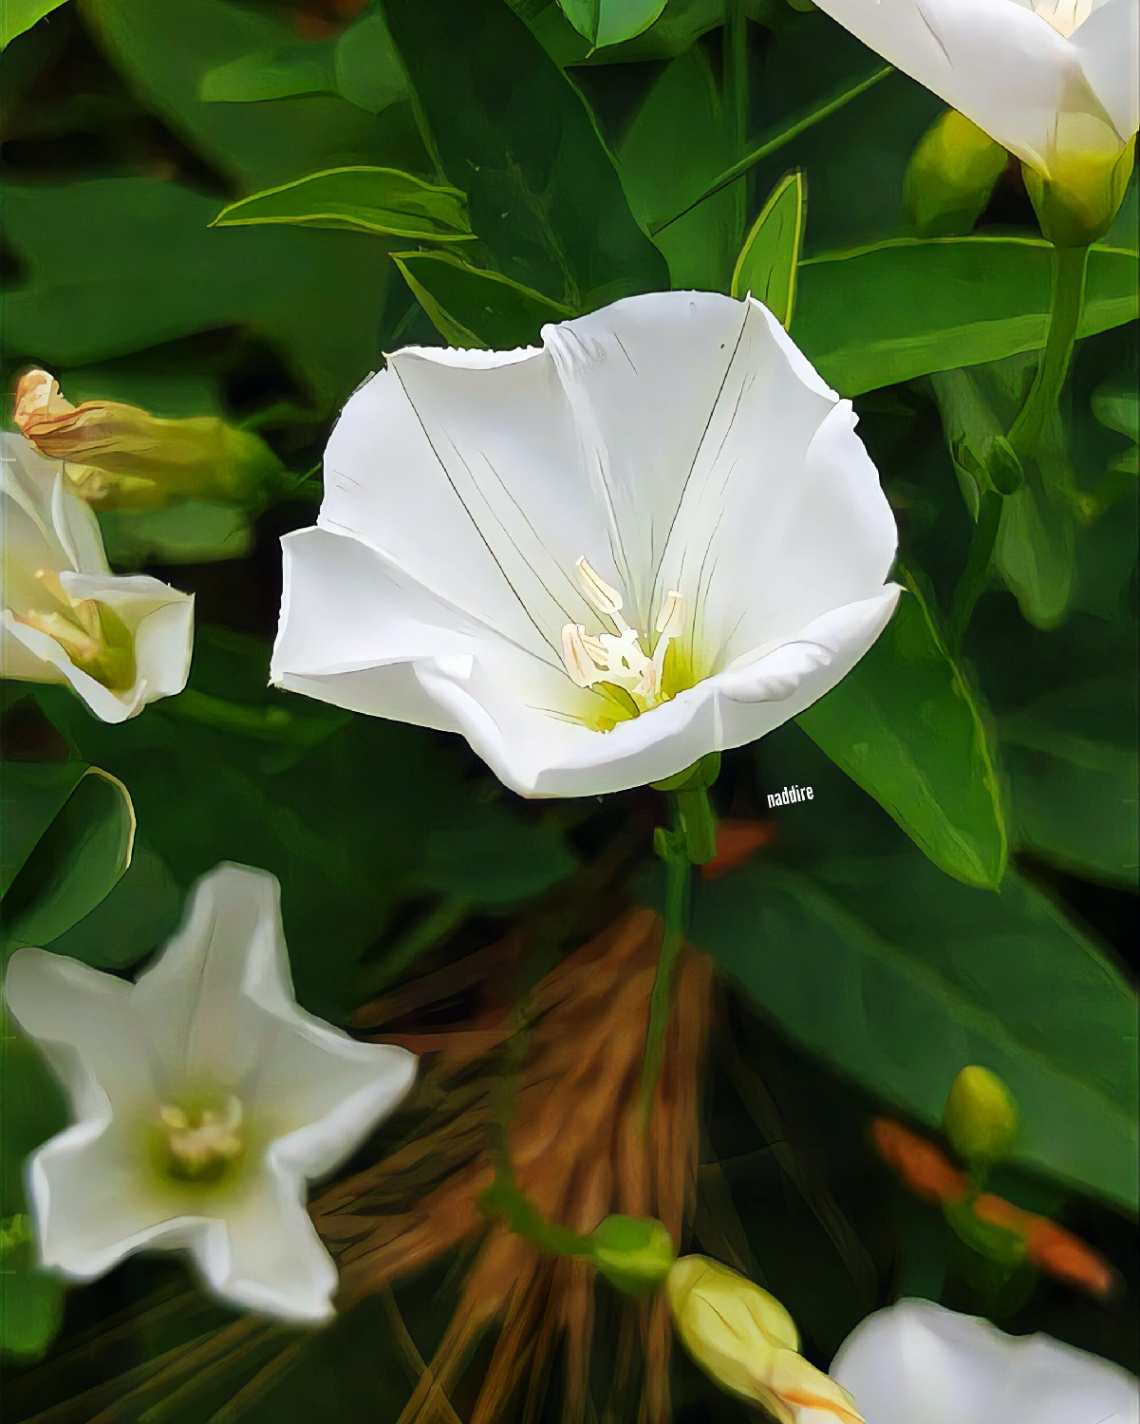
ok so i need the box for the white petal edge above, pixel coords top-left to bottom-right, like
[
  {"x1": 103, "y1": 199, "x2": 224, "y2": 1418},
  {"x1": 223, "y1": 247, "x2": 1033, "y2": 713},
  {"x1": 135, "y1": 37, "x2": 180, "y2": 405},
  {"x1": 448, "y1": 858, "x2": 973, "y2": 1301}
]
[{"x1": 825, "y1": 1300, "x2": 1140, "y2": 1424}]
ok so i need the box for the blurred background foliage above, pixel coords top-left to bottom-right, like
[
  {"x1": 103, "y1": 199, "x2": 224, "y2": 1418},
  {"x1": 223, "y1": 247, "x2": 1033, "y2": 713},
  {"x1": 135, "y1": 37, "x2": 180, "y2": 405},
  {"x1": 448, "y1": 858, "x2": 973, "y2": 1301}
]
[{"x1": 1, "y1": 0, "x2": 1137, "y2": 1418}]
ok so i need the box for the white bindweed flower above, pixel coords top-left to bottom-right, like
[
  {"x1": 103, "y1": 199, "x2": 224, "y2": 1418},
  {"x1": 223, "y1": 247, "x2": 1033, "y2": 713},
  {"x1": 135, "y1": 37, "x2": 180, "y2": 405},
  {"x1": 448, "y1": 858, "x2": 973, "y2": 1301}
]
[
  {"x1": 1, "y1": 432, "x2": 193, "y2": 722},
  {"x1": 812, "y1": 0, "x2": 1138, "y2": 230},
  {"x1": 800, "y1": 1299, "x2": 1140, "y2": 1424},
  {"x1": 271, "y1": 292, "x2": 900, "y2": 797},
  {"x1": 2, "y1": 864, "x2": 418, "y2": 1324}
]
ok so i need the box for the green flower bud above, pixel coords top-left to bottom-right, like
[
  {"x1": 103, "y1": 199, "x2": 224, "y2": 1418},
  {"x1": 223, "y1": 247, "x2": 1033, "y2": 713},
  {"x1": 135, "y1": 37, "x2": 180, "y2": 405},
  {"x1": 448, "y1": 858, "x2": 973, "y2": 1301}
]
[
  {"x1": 981, "y1": 436, "x2": 1025, "y2": 496},
  {"x1": 904, "y1": 110, "x2": 1009, "y2": 237},
  {"x1": 587, "y1": 1214, "x2": 676, "y2": 1297},
  {"x1": 1024, "y1": 130, "x2": 1136, "y2": 248},
  {"x1": 14, "y1": 370, "x2": 284, "y2": 513},
  {"x1": 944, "y1": 1065, "x2": 1019, "y2": 1164}
]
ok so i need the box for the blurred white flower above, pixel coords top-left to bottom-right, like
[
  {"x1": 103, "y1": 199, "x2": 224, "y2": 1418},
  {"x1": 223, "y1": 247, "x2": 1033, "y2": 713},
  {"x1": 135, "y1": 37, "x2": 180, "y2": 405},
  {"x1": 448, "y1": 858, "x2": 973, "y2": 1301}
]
[
  {"x1": 3, "y1": 864, "x2": 418, "y2": 1324},
  {"x1": 1, "y1": 432, "x2": 193, "y2": 723},
  {"x1": 812, "y1": 0, "x2": 1138, "y2": 226},
  {"x1": 272, "y1": 292, "x2": 899, "y2": 797},
  {"x1": 803, "y1": 1299, "x2": 1140, "y2": 1424}
]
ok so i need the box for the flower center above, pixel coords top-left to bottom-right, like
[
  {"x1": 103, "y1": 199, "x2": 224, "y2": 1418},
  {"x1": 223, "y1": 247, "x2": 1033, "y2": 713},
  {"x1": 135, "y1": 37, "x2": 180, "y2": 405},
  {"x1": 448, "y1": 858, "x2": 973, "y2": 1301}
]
[
  {"x1": 561, "y1": 558, "x2": 689, "y2": 730},
  {"x1": 1027, "y1": 0, "x2": 1094, "y2": 36},
  {"x1": 15, "y1": 568, "x2": 136, "y2": 692},
  {"x1": 156, "y1": 1095, "x2": 244, "y2": 1184}
]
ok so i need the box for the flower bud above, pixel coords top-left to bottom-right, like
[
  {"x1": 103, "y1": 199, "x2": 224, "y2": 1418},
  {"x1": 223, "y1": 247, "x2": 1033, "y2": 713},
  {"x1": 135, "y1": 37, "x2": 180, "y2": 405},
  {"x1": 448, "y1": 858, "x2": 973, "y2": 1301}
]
[
  {"x1": 904, "y1": 110, "x2": 1009, "y2": 237},
  {"x1": 943, "y1": 1065, "x2": 1019, "y2": 1164},
  {"x1": 666, "y1": 1256, "x2": 865, "y2": 1422},
  {"x1": 1024, "y1": 129, "x2": 1136, "y2": 248},
  {"x1": 14, "y1": 370, "x2": 284, "y2": 512},
  {"x1": 587, "y1": 1215, "x2": 675, "y2": 1297}
]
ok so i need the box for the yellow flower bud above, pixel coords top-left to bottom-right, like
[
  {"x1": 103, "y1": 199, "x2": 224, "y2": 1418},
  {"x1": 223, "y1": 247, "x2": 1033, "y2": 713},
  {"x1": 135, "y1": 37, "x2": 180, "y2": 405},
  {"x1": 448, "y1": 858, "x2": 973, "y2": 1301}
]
[
  {"x1": 13, "y1": 370, "x2": 283, "y2": 512},
  {"x1": 666, "y1": 1256, "x2": 865, "y2": 1423},
  {"x1": 943, "y1": 1065, "x2": 1019, "y2": 1164},
  {"x1": 904, "y1": 109, "x2": 1009, "y2": 237},
  {"x1": 1024, "y1": 126, "x2": 1136, "y2": 247}
]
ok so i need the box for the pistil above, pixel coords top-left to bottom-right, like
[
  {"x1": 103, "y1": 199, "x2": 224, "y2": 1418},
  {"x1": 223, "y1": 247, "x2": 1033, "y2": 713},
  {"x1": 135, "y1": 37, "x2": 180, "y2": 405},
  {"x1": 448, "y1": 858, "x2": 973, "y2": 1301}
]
[{"x1": 158, "y1": 1096, "x2": 244, "y2": 1182}]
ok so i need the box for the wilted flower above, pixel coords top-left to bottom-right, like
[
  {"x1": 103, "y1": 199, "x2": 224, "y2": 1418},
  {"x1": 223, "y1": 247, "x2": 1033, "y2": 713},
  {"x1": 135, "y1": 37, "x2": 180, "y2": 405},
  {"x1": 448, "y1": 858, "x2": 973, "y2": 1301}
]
[
  {"x1": 826, "y1": 1299, "x2": 1139, "y2": 1424},
  {"x1": 1, "y1": 432, "x2": 193, "y2": 723},
  {"x1": 272, "y1": 292, "x2": 899, "y2": 797},
  {"x1": 3, "y1": 864, "x2": 417, "y2": 1323},
  {"x1": 14, "y1": 369, "x2": 284, "y2": 512},
  {"x1": 812, "y1": 0, "x2": 1138, "y2": 241},
  {"x1": 666, "y1": 1255, "x2": 865, "y2": 1422}
]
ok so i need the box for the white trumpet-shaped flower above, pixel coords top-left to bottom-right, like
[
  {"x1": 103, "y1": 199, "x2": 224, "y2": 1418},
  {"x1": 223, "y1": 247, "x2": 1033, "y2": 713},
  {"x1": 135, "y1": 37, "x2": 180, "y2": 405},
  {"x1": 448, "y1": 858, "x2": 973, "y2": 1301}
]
[
  {"x1": 2, "y1": 865, "x2": 418, "y2": 1323},
  {"x1": 811, "y1": 0, "x2": 1138, "y2": 188},
  {"x1": 1, "y1": 432, "x2": 193, "y2": 722},
  {"x1": 801, "y1": 1299, "x2": 1140, "y2": 1424},
  {"x1": 271, "y1": 292, "x2": 900, "y2": 797}
]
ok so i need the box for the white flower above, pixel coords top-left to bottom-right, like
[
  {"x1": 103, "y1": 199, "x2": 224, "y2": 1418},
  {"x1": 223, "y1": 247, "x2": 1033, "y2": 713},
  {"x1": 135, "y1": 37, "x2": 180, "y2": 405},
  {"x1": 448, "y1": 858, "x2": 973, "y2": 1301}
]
[
  {"x1": 2, "y1": 864, "x2": 418, "y2": 1324},
  {"x1": 1, "y1": 432, "x2": 193, "y2": 723},
  {"x1": 803, "y1": 1299, "x2": 1140, "y2": 1424},
  {"x1": 811, "y1": 0, "x2": 1138, "y2": 184},
  {"x1": 271, "y1": 292, "x2": 900, "y2": 797}
]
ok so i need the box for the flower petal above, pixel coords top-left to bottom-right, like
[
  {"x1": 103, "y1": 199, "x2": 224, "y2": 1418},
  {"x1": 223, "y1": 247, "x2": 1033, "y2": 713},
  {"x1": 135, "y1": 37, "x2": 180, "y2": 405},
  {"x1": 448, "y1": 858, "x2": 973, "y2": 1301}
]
[
  {"x1": 811, "y1": 0, "x2": 1119, "y2": 169},
  {"x1": 194, "y1": 1163, "x2": 339, "y2": 1322},
  {"x1": 416, "y1": 587, "x2": 900, "y2": 796},
  {"x1": 651, "y1": 306, "x2": 894, "y2": 678},
  {"x1": 319, "y1": 339, "x2": 603, "y2": 663},
  {"x1": 542, "y1": 291, "x2": 834, "y2": 627},
  {"x1": 827, "y1": 1300, "x2": 1140, "y2": 1424},
  {"x1": 1072, "y1": 0, "x2": 1140, "y2": 144},
  {"x1": 4, "y1": 947, "x2": 153, "y2": 1119}
]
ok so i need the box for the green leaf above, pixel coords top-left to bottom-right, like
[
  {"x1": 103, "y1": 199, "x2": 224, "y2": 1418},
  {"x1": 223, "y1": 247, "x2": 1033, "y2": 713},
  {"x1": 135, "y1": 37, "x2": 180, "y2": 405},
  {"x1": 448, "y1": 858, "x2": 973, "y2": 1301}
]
[
  {"x1": 200, "y1": 12, "x2": 407, "y2": 115},
  {"x1": 794, "y1": 237, "x2": 1139, "y2": 396},
  {"x1": 797, "y1": 575, "x2": 1008, "y2": 889},
  {"x1": 1002, "y1": 679, "x2": 1139, "y2": 890},
  {"x1": 418, "y1": 811, "x2": 577, "y2": 905},
  {"x1": 0, "y1": 176, "x2": 392, "y2": 411},
  {"x1": 46, "y1": 839, "x2": 183, "y2": 968},
  {"x1": 382, "y1": 0, "x2": 668, "y2": 306},
  {"x1": 81, "y1": 0, "x2": 427, "y2": 192},
  {"x1": 392, "y1": 250, "x2": 573, "y2": 349},
  {"x1": 0, "y1": 1224, "x2": 65, "y2": 1363},
  {"x1": 692, "y1": 854, "x2": 1139, "y2": 1209},
  {"x1": 212, "y1": 167, "x2": 473, "y2": 243},
  {"x1": 0, "y1": 0, "x2": 68, "y2": 49},
  {"x1": 556, "y1": 0, "x2": 667, "y2": 49},
  {"x1": 617, "y1": 45, "x2": 737, "y2": 292},
  {"x1": 731, "y1": 169, "x2": 806, "y2": 329},
  {"x1": 3, "y1": 768, "x2": 136, "y2": 949},
  {"x1": 1, "y1": 761, "x2": 87, "y2": 898}
]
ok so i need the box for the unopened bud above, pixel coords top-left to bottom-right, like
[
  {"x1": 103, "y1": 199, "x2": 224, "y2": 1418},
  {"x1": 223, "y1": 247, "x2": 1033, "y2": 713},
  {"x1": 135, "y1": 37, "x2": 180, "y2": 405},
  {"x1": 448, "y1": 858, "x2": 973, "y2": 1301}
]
[
  {"x1": 981, "y1": 436, "x2": 1024, "y2": 495},
  {"x1": 1024, "y1": 128, "x2": 1136, "y2": 247},
  {"x1": 587, "y1": 1215, "x2": 675, "y2": 1296},
  {"x1": 944, "y1": 1066, "x2": 1019, "y2": 1164},
  {"x1": 904, "y1": 110, "x2": 1008, "y2": 237},
  {"x1": 666, "y1": 1256, "x2": 865, "y2": 1422},
  {"x1": 14, "y1": 370, "x2": 283, "y2": 512}
]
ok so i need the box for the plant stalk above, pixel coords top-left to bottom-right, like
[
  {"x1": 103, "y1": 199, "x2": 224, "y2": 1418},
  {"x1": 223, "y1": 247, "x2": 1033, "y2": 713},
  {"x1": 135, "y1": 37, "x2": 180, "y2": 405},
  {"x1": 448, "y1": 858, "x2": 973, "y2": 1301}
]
[{"x1": 1007, "y1": 243, "x2": 1089, "y2": 457}]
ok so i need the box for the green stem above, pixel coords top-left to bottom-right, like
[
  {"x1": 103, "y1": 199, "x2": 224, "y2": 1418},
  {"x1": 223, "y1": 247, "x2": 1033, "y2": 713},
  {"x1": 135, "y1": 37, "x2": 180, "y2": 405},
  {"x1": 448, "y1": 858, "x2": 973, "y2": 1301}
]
[
  {"x1": 651, "y1": 65, "x2": 892, "y2": 236},
  {"x1": 356, "y1": 895, "x2": 470, "y2": 996},
  {"x1": 724, "y1": 0, "x2": 749, "y2": 247},
  {"x1": 1007, "y1": 244, "x2": 1089, "y2": 457},
  {"x1": 640, "y1": 801, "x2": 694, "y2": 1114},
  {"x1": 949, "y1": 488, "x2": 1003, "y2": 649}
]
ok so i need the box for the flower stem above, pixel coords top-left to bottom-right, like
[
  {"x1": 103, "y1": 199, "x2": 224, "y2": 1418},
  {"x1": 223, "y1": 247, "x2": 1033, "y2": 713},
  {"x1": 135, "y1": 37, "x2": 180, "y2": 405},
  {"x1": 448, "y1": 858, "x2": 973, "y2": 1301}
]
[
  {"x1": 1007, "y1": 243, "x2": 1089, "y2": 458},
  {"x1": 640, "y1": 797, "x2": 698, "y2": 1115},
  {"x1": 724, "y1": 0, "x2": 749, "y2": 247},
  {"x1": 949, "y1": 488, "x2": 1004, "y2": 650}
]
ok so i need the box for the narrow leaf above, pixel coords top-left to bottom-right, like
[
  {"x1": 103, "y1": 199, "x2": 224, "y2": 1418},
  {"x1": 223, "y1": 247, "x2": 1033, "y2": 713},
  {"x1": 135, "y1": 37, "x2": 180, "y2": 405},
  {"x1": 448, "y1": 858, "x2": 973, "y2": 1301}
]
[
  {"x1": 212, "y1": 167, "x2": 473, "y2": 242},
  {"x1": 731, "y1": 169, "x2": 806, "y2": 329}
]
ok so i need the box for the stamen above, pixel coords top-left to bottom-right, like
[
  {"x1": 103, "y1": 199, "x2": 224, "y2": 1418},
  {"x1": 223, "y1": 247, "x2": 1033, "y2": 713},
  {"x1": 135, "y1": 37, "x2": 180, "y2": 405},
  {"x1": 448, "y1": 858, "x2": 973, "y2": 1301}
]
[
  {"x1": 159, "y1": 1096, "x2": 244, "y2": 1178},
  {"x1": 575, "y1": 557, "x2": 626, "y2": 622},
  {"x1": 560, "y1": 562, "x2": 690, "y2": 724}
]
